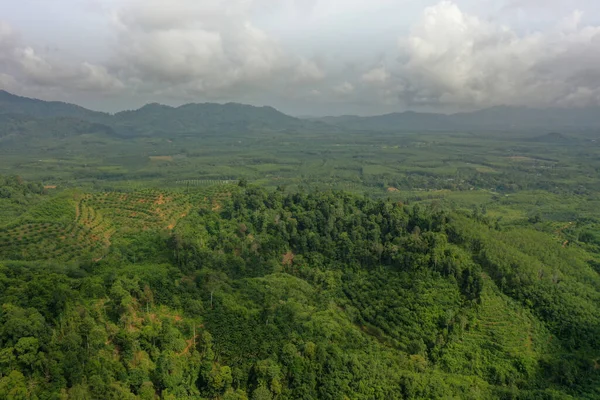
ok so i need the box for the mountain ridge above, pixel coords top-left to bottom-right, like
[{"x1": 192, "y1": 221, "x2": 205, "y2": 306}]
[
  {"x1": 0, "y1": 90, "x2": 323, "y2": 138},
  {"x1": 3, "y1": 90, "x2": 600, "y2": 133},
  {"x1": 312, "y1": 105, "x2": 600, "y2": 132}
]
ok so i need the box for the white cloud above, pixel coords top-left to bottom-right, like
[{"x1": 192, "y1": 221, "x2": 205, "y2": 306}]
[
  {"x1": 333, "y1": 81, "x2": 355, "y2": 95},
  {"x1": 4, "y1": 0, "x2": 600, "y2": 113},
  {"x1": 0, "y1": 20, "x2": 123, "y2": 94},
  {"x1": 396, "y1": 1, "x2": 600, "y2": 108},
  {"x1": 109, "y1": 0, "x2": 294, "y2": 97},
  {"x1": 361, "y1": 66, "x2": 390, "y2": 85},
  {"x1": 293, "y1": 58, "x2": 326, "y2": 83}
]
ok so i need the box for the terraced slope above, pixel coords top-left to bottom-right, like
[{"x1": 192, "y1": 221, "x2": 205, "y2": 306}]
[
  {"x1": 0, "y1": 185, "x2": 236, "y2": 261},
  {"x1": 439, "y1": 276, "x2": 555, "y2": 384}
]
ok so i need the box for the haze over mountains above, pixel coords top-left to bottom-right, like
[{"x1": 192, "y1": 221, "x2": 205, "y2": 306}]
[
  {"x1": 1, "y1": 90, "x2": 600, "y2": 140},
  {"x1": 313, "y1": 106, "x2": 600, "y2": 132}
]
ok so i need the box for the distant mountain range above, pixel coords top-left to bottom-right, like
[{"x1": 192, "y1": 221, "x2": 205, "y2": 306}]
[
  {"x1": 1, "y1": 90, "x2": 600, "y2": 138},
  {"x1": 0, "y1": 91, "x2": 323, "y2": 139},
  {"x1": 0, "y1": 90, "x2": 109, "y2": 122},
  {"x1": 312, "y1": 106, "x2": 600, "y2": 132}
]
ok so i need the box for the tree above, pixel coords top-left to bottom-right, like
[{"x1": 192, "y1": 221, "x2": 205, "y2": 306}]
[{"x1": 0, "y1": 370, "x2": 28, "y2": 400}]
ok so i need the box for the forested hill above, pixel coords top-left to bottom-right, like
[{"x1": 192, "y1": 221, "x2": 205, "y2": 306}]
[
  {"x1": 0, "y1": 181, "x2": 599, "y2": 399},
  {"x1": 0, "y1": 91, "x2": 327, "y2": 138},
  {"x1": 312, "y1": 105, "x2": 600, "y2": 132},
  {"x1": 0, "y1": 90, "x2": 109, "y2": 122},
  {"x1": 111, "y1": 102, "x2": 319, "y2": 137},
  {"x1": 4, "y1": 90, "x2": 600, "y2": 138}
]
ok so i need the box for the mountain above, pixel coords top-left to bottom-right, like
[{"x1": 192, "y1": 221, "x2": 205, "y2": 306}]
[
  {"x1": 452, "y1": 105, "x2": 600, "y2": 131},
  {"x1": 112, "y1": 102, "x2": 320, "y2": 137},
  {"x1": 0, "y1": 91, "x2": 329, "y2": 138},
  {"x1": 0, "y1": 113, "x2": 116, "y2": 151},
  {"x1": 313, "y1": 105, "x2": 600, "y2": 132},
  {"x1": 530, "y1": 131, "x2": 573, "y2": 143},
  {"x1": 4, "y1": 90, "x2": 600, "y2": 135},
  {"x1": 0, "y1": 90, "x2": 109, "y2": 122},
  {"x1": 315, "y1": 111, "x2": 453, "y2": 131}
]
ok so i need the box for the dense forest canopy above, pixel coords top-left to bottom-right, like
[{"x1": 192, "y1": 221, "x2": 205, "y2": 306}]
[{"x1": 0, "y1": 178, "x2": 599, "y2": 399}]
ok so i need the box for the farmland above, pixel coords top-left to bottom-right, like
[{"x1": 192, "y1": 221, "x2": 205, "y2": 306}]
[{"x1": 0, "y1": 185, "x2": 236, "y2": 262}]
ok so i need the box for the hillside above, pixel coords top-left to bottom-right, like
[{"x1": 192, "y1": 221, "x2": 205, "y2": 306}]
[
  {"x1": 0, "y1": 90, "x2": 109, "y2": 122},
  {"x1": 4, "y1": 90, "x2": 600, "y2": 140},
  {"x1": 112, "y1": 102, "x2": 319, "y2": 137},
  {"x1": 530, "y1": 132, "x2": 573, "y2": 143},
  {"x1": 0, "y1": 91, "x2": 329, "y2": 140},
  {"x1": 313, "y1": 105, "x2": 600, "y2": 132},
  {"x1": 0, "y1": 113, "x2": 115, "y2": 140},
  {"x1": 0, "y1": 184, "x2": 234, "y2": 262},
  {"x1": 0, "y1": 181, "x2": 599, "y2": 399},
  {"x1": 315, "y1": 111, "x2": 452, "y2": 132}
]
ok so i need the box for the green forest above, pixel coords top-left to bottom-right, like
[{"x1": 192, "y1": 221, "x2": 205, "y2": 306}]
[{"x1": 0, "y1": 176, "x2": 599, "y2": 399}]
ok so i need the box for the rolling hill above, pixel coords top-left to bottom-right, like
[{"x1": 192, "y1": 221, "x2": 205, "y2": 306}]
[
  {"x1": 0, "y1": 90, "x2": 109, "y2": 122},
  {"x1": 4, "y1": 90, "x2": 600, "y2": 136},
  {"x1": 0, "y1": 91, "x2": 329, "y2": 139},
  {"x1": 313, "y1": 105, "x2": 600, "y2": 132}
]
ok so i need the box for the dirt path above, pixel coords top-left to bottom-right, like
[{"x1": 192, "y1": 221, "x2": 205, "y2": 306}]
[
  {"x1": 179, "y1": 335, "x2": 199, "y2": 356},
  {"x1": 75, "y1": 199, "x2": 81, "y2": 222}
]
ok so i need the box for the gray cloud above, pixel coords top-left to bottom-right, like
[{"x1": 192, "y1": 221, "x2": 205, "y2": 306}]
[
  {"x1": 333, "y1": 81, "x2": 355, "y2": 96},
  {"x1": 392, "y1": 2, "x2": 600, "y2": 109},
  {"x1": 0, "y1": 20, "x2": 123, "y2": 95},
  {"x1": 361, "y1": 66, "x2": 390, "y2": 86},
  {"x1": 108, "y1": 0, "x2": 326, "y2": 100},
  {"x1": 3, "y1": 1, "x2": 600, "y2": 114},
  {"x1": 111, "y1": 1, "x2": 281, "y2": 93}
]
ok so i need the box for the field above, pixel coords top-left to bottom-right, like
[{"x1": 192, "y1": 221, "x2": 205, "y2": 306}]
[
  {"x1": 3, "y1": 129, "x2": 598, "y2": 198},
  {"x1": 2, "y1": 128, "x2": 600, "y2": 258},
  {"x1": 0, "y1": 185, "x2": 236, "y2": 262}
]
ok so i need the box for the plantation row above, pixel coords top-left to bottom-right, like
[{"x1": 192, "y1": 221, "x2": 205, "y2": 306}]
[
  {"x1": 176, "y1": 179, "x2": 237, "y2": 186},
  {"x1": 188, "y1": 185, "x2": 236, "y2": 209},
  {"x1": 81, "y1": 190, "x2": 191, "y2": 232},
  {"x1": 0, "y1": 186, "x2": 236, "y2": 262},
  {"x1": 0, "y1": 221, "x2": 104, "y2": 260}
]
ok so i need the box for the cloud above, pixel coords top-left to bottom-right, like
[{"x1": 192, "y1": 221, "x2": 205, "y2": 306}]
[
  {"x1": 16, "y1": 47, "x2": 123, "y2": 91},
  {"x1": 396, "y1": 1, "x2": 600, "y2": 108},
  {"x1": 333, "y1": 81, "x2": 355, "y2": 95},
  {"x1": 0, "y1": 20, "x2": 123, "y2": 94},
  {"x1": 109, "y1": 0, "x2": 299, "y2": 97},
  {"x1": 361, "y1": 66, "x2": 390, "y2": 86},
  {"x1": 293, "y1": 59, "x2": 326, "y2": 83},
  {"x1": 1, "y1": 1, "x2": 326, "y2": 104},
  {"x1": 4, "y1": 0, "x2": 600, "y2": 114}
]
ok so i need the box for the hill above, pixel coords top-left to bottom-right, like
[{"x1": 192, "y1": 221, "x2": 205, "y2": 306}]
[
  {"x1": 0, "y1": 91, "x2": 330, "y2": 140},
  {"x1": 315, "y1": 111, "x2": 452, "y2": 131},
  {"x1": 0, "y1": 181, "x2": 599, "y2": 399},
  {"x1": 112, "y1": 102, "x2": 320, "y2": 137},
  {"x1": 5, "y1": 90, "x2": 600, "y2": 135},
  {"x1": 0, "y1": 113, "x2": 115, "y2": 140},
  {"x1": 530, "y1": 132, "x2": 573, "y2": 143},
  {"x1": 6, "y1": 90, "x2": 600, "y2": 138},
  {"x1": 0, "y1": 184, "x2": 234, "y2": 262},
  {"x1": 0, "y1": 90, "x2": 109, "y2": 122},
  {"x1": 313, "y1": 105, "x2": 600, "y2": 132}
]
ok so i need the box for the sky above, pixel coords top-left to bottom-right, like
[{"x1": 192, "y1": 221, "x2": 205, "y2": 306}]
[{"x1": 1, "y1": 0, "x2": 600, "y2": 116}]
